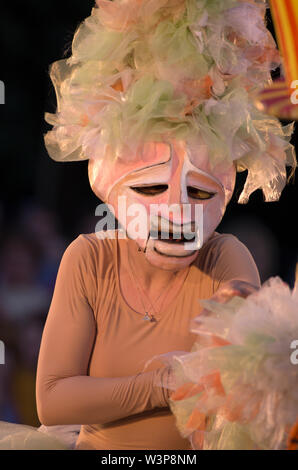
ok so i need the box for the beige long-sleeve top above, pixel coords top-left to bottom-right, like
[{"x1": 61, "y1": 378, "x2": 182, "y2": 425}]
[{"x1": 36, "y1": 230, "x2": 260, "y2": 450}]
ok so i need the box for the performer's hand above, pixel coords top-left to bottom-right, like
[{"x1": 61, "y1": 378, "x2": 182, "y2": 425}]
[{"x1": 153, "y1": 360, "x2": 188, "y2": 407}]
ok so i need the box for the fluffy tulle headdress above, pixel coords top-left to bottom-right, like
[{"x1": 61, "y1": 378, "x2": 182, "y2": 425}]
[{"x1": 44, "y1": 0, "x2": 296, "y2": 203}]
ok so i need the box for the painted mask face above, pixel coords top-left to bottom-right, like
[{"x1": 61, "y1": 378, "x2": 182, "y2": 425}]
[{"x1": 89, "y1": 139, "x2": 236, "y2": 271}]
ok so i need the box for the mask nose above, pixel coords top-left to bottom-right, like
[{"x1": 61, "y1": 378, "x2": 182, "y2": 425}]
[
  {"x1": 167, "y1": 181, "x2": 190, "y2": 206},
  {"x1": 166, "y1": 139, "x2": 183, "y2": 188},
  {"x1": 165, "y1": 171, "x2": 194, "y2": 226},
  {"x1": 166, "y1": 143, "x2": 193, "y2": 223}
]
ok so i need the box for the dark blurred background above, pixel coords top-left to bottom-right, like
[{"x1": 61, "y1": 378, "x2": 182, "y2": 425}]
[{"x1": 0, "y1": 1, "x2": 297, "y2": 427}]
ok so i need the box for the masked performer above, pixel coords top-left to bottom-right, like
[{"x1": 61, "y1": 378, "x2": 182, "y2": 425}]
[{"x1": 1, "y1": 0, "x2": 296, "y2": 450}]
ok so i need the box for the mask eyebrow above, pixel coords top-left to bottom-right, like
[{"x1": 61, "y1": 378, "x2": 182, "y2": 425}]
[
  {"x1": 122, "y1": 158, "x2": 172, "y2": 188},
  {"x1": 106, "y1": 152, "x2": 172, "y2": 199},
  {"x1": 187, "y1": 180, "x2": 220, "y2": 194},
  {"x1": 192, "y1": 169, "x2": 224, "y2": 192},
  {"x1": 129, "y1": 183, "x2": 168, "y2": 187},
  {"x1": 183, "y1": 154, "x2": 225, "y2": 192},
  {"x1": 129, "y1": 157, "x2": 171, "y2": 175}
]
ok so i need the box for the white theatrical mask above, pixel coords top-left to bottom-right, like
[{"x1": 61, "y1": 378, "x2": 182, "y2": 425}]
[{"x1": 89, "y1": 139, "x2": 236, "y2": 271}]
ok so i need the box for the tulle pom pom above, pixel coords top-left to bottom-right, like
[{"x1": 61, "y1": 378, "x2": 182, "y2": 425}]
[{"x1": 166, "y1": 276, "x2": 298, "y2": 449}]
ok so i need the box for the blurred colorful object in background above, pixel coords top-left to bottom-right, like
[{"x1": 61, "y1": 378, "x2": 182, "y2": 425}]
[
  {"x1": 255, "y1": 0, "x2": 298, "y2": 120},
  {"x1": 256, "y1": 78, "x2": 298, "y2": 120},
  {"x1": 270, "y1": 0, "x2": 298, "y2": 87}
]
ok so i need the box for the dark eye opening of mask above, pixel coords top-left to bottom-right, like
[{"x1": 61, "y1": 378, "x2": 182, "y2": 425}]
[
  {"x1": 130, "y1": 185, "x2": 168, "y2": 195},
  {"x1": 187, "y1": 187, "x2": 216, "y2": 200},
  {"x1": 130, "y1": 185, "x2": 215, "y2": 199}
]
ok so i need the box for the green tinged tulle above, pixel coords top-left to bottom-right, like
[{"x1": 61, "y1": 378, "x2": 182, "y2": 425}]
[
  {"x1": 98, "y1": 76, "x2": 192, "y2": 151},
  {"x1": 150, "y1": 19, "x2": 210, "y2": 78}
]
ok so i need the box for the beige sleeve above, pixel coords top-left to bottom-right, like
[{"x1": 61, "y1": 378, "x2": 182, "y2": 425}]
[
  {"x1": 211, "y1": 234, "x2": 261, "y2": 292},
  {"x1": 36, "y1": 237, "x2": 169, "y2": 426}
]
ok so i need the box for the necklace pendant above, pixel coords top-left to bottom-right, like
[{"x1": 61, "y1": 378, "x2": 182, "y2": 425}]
[{"x1": 143, "y1": 313, "x2": 157, "y2": 322}]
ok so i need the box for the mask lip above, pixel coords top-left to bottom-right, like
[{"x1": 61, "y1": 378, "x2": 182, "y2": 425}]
[{"x1": 153, "y1": 245, "x2": 197, "y2": 258}]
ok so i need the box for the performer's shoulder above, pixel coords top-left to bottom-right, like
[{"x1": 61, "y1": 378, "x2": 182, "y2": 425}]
[
  {"x1": 203, "y1": 231, "x2": 244, "y2": 250},
  {"x1": 198, "y1": 231, "x2": 253, "y2": 261},
  {"x1": 199, "y1": 232, "x2": 260, "y2": 287},
  {"x1": 193, "y1": 231, "x2": 258, "y2": 281},
  {"x1": 62, "y1": 229, "x2": 119, "y2": 263}
]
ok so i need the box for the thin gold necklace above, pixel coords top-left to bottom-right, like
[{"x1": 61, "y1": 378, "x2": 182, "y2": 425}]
[{"x1": 126, "y1": 248, "x2": 186, "y2": 323}]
